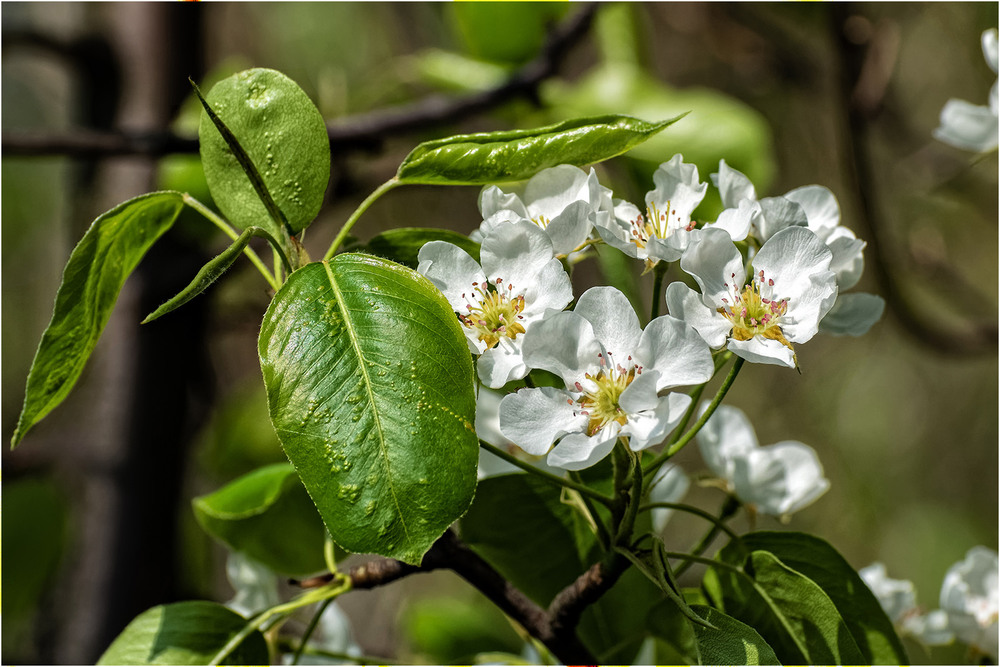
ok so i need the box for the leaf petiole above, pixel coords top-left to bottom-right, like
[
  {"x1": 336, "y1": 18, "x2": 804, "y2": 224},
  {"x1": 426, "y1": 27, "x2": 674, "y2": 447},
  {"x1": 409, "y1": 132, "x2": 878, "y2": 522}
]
[
  {"x1": 478, "y1": 440, "x2": 615, "y2": 507},
  {"x1": 324, "y1": 178, "x2": 400, "y2": 260}
]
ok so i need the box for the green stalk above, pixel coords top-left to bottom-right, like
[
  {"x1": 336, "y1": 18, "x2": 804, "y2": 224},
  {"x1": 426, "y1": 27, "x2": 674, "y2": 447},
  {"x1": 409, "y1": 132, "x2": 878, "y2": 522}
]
[
  {"x1": 290, "y1": 598, "x2": 333, "y2": 666},
  {"x1": 614, "y1": 450, "x2": 643, "y2": 547},
  {"x1": 637, "y1": 500, "x2": 742, "y2": 543},
  {"x1": 323, "y1": 178, "x2": 400, "y2": 260},
  {"x1": 182, "y1": 194, "x2": 279, "y2": 291},
  {"x1": 671, "y1": 496, "x2": 741, "y2": 577},
  {"x1": 643, "y1": 356, "x2": 744, "y2": 476},
  {"x1": 478, "y1": 440, "x2": 615, "y2": 507}
]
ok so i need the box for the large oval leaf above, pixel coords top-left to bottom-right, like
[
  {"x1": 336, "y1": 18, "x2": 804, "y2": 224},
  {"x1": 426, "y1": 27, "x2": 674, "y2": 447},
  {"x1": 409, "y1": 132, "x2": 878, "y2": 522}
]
[
  {"x1": 199, "y1": 68, "x2": 330, "y2": 234},
  {"x1": 97, "y1": 601, "x2": 268, "y2": 665},
  {"x1": 192, "y1": 463, "x2": 329, "y2": 576},
  {"x1": 735, "y1": 531, "x2": 908, "y2": 665},
  {"x1": 690, "y1": 605, "x2": 781, "y2": 666},
  {"x1": 396, "y1": 114, "x2": 681, "y2": 185},
  {"x1": 11, "y1": 191, "x2": 185, "y2": 447},
  {"x1": 259, "y1": 254, "x2": 479, "y2": 564}
]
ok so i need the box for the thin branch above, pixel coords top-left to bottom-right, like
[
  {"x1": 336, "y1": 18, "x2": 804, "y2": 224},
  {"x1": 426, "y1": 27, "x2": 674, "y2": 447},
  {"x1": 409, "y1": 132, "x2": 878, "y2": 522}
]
[
  {"x1": 547, "y1": 555, "x2": 628, "y2": 640},
  {"x1": 829, "y1": 4, "x2": 997, "y2": 356},
  {"x1": 2, "y1": 4, "x2": 599, "y2": 159}
]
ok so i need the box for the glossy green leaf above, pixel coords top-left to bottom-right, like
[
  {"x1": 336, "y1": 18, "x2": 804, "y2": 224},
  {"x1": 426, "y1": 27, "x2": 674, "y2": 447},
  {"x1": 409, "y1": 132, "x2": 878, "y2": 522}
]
[
  {"x1": 396, "y1": 114, "x2": 682, "y2": 186},
  {"x1": 199, "y1": 68, "x2": 330, "y2": 235},
  {"x1": 97, "y1": 601, "x2": 268, "y2": 665},
  {"x1": 259, "y1": 254, "x2": 479, "y2": 564},
  {"x1": 703, "y1": 550, "x2": 866, "y2": 665},
  {"x1": 11, "y1": 191, "x2": 185, "y2": 447},
  {"x1": 736, "y1": 531, "x2": 908, "y2": 665},
  {"x1": 143, "y1": 226, "x2": 285, "y2": 324},
  {"x1": 364, "y1": 227, "x2": 480, "y2": 270},
  {"x1": 691, "y1": 605, "x2": 781, "y2": 666},
  {"x1": 192, "y1": 463, "x2": 329, "y2": 576}
]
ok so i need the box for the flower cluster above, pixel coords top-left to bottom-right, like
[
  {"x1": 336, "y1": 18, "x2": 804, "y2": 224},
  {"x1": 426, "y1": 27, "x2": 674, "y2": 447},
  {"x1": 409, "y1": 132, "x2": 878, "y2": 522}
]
[
  {"x1": 861, "y1": 547, "x2": 999, "y2": 660},
  {"x1": 934, "y1": 28, "x2": 999, "y2": 153},
  {"x1": 420, "y1": 157, "x2": 882, "y2": 481}
]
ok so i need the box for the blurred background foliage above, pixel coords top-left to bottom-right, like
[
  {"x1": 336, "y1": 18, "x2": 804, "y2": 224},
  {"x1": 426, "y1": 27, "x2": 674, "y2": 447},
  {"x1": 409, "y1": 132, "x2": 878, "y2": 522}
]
[{"x1": 2, "y1": 2, "x2": 996, "y2": 664}]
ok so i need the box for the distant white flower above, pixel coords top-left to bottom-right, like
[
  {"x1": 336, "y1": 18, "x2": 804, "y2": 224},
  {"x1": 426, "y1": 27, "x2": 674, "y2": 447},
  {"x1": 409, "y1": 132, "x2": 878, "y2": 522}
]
[
  {"x1": 477, "y1": 164, "x2": 612, "y2": 255},
  {"x1": 648, "y1": 463, "x2": 691, "y2": 533},
  {"x1": 696, "y1": 404, "x2": 829, "y2": 518},
  {"x1": 418, "y1": 220, "x2": 573, "y2": 388},
  {"x1": 225, "y1": 552, "x2": 281, "y2": 618},
  {"x1": 934, "y1": 29, "x2": 999, "y2": 153},
  {"x1": 940, "y1": 546, "x2": 999, "y2": 659},
  {"x1": 667, "y1": 226, "x2": 837, "y2": 368},
  {"x1": 859, "y1": 562, "x2": 954, "y2": 646},
  {"x1": 596, "y1": 154, "x2": 714, "y2": 269},
  {"x1": 783, "y1": 184, "x2": 885, "y2": 337},
  {"x1": 499, "y1": 286, "x2": 713, "y2": 470}
]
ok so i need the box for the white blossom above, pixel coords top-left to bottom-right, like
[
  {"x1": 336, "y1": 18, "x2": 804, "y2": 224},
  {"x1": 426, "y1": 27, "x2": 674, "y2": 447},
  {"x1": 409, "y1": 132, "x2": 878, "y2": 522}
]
[
  {"x1": 696, "y1": 404, "x2": 829, "y2": 518},
  {"x1": 934, "y1": 29, "x2": 999, "y2": 153},
  {"x1": 859, "y1": 562, "x2": 954, "y2": 646},
  {"x1": 667, "y1": 226, "x2": 837, "y2": 368},
  {"x1": 940, "y1": 546, "x2": 999, "y2": 659},
  {"x1": 498, "y1": 286, "x2": 713, "y2": 470},
  {"x1": 418, "y1": 220, "x2": 573, "y2": 388}
]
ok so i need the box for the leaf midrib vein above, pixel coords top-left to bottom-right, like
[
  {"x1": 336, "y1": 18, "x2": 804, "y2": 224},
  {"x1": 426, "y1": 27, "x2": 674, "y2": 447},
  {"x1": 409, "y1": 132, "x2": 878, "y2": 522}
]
[{"x1": 323, "y1": 261, "x2": 412, "y2": 543}]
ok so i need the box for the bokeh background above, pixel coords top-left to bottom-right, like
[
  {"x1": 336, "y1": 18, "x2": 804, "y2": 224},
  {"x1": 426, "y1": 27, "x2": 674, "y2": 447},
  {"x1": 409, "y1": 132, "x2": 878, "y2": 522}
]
[{"x1": 3, "y1": 2, "x2": 996, "y2": 664}]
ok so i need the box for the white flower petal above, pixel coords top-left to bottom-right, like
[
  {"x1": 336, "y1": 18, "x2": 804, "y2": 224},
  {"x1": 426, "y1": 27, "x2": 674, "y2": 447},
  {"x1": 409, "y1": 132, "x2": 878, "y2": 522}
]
[
  {"x1": 417, "y1": 241, "x2": 487, "y2": 310},
  {"x1": 859, "y1": 562, "x2": 918, "y2": 624},
  {"x1": 680, "y1": 227, "x2": 746, "y2": 308},
  {"x1": 480, "y1": 220, "x2": 557, "y2": 287},
  {"x1": 756, "y1": 196, "x2": 809, "y2": 242},
  {"x1": 733, "y1": 440, "x2": 829, "y2": 516},
  {"x1": 983, "y1": 28, "x2": 998, "y2": 74},
  {"x1": 712, "y1": 159, "x2": 757, "y2": 209},
  {"x1": 820, "y1": 292, "x2": 885, "y2": 336},
  {"x1": 522, "y1": 311, "x2": 602, "y2": 387},
  {"x1": 521, "y1": 257, "x2": 574, "y2": 318},
  {"x1": 648, "y1": 154, "x2": 708, "y2": 226},
  {"x1": 709, "y1": 199, "x2": 758, "y2": 242},
  {"x1": 648, "y1": 463, "x2": 691, "y2": 533},
  {"x1": 624, "y1": 392, "x2": 692, "y2": 451},
  {"x1": 524, "y1": 164, "x2": 592, "y2": 220},
  {"x1": 478, "y1": 209, "x2": 527, "y2": 240},
  {"x1": 479, "y1": 184, "x2": 529, "y2": 220},
  {"x1": 574, "y1": 286, "x2": 643, "y2": 362},
  {"x1": 826, "y1": 227, "x2": 866, "y2": 290},
  {"x1": 617, "y1": 368, "x2": 661, "y2": 414},
  {"x1": 478, "y1": 339, "x2": 528, "y2": 388},
  {"x1": 784, "y1": 185, "x2": 841, "y2": 239},
  {"x1": 778, "y1": 271, "x2": 838, "y2": 344},
  {"x1": 664, "y1": 281, "x2": 732, "y2": 348},
  {"x1": 902, "y1": 609, "x2": 955, "y2": 647},
  {"x1": 544, "y1": 200, "x2": 595, "y2": 255},
  {"x1": 940, "y1": 546, "x2": 999, "y2": 658},
  {"x1": 697, "y1": 404, "x2": 759, "y2": 480},
  {"x1": 547, "y1": 428, "x2": 618, "y2": 470},
  {"x1": 934, "y1": 99, "x2": 999, "y2": 152},
  {"x1": 225, "y1": 553, "x2": 281, "y2": 618},
  {"x1": 498, "y1": 387, "x2": 587, "y2": 456},
  {"x1": 475, "y1": 387, "x2": 513, "y2": 449},
  {"x1": 645, "y1": 235, "x2": 684, "y2": 264},
  {"x1": 728, "y1": 337, "x2": 797, "y2": 368},
  {"x1": 751, "y1": 226, "x2": 833, "y2": 303},
  {"x1": 635, "y1": 314, "x2": 714, "y2": 389}
]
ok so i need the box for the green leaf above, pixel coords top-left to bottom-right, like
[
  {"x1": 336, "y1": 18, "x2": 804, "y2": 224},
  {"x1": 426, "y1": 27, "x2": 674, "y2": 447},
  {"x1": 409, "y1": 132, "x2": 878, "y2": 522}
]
[
  {"x1": 404, "y1": 594, "x2": 524, "y2": 664},
  {"x1": 364, "y1": 227, "x2": 481, "y2": 270},
  {"x1": 690, "y1": 605, "x2": 781, "y2": 666},
  {"x1": 142, "y1": 225, "x2": 286, "y2": 324},
  {"x1": 736, "y1": 531, "x2": 908, "y2": 665},
  {"x1": 259, "y1": 254, "x2": 479, "y2": 564},
  {"x1": 703, "y1": 550, "x2": 866, "y2": 665},
  {"x1": 396, "y1": 114, "x2": 682, "y2": 186},
  {"x1": 646, "y1": 599, "x2": 698, "y2": 664},
  {"x1": 97, "y1": 601, "x2": 268, "y2": 665},
  {"x1": 192, "y1": 463, "x2": 329, "y2": 576},
  {"x1": 198, "y1": 68, "x2": 330, "y2": 235},
  {"x1": 11, "y1": 191, "x2": 185, "y2": 447}
]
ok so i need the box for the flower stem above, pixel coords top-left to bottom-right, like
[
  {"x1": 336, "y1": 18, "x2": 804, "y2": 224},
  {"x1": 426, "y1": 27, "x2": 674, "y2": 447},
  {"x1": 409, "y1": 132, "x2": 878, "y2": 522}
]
[
  {"x1": 661, "y1": 550, "x2": 744, "y2": 576},
  {"x1": 614, "y1": 449, "x2": 644, "y2": 547},
  {"x1": 650, "y1": 262, "x2": 668, "y2": 320},
  {"x1": 290, "y1": 597, "x2": 333, "y2": 666},
  {"x1": 672, "y1": 496, "x2": 742, "y2": 577},
  {"x1": 182, "y1": 193, "x2": 280, "y2": 291},
  {"x1": 323, "y1": 178, "x2": 400, "y2": 260},
  {"x1": 637, "y1": 500, "x2": 742, "y2": 543},
  {"x1": 643, "y1": 356, "x2": 745, "y2": 476},
  {"x1": 478, "y1": 440, "x2": 615, "y2": 507}
]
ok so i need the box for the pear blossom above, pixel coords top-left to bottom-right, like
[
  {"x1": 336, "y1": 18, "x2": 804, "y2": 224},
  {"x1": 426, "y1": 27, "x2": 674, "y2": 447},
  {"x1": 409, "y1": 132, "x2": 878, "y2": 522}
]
[
  {"x1": 648, "y1": 463, "x2": 691, "y2": 533},
  {"x1": 475, "y1": 387, "x2": 556, "y2": 479},
  {"x1": 596, "y1": 154, "x2": 715, "y2": 269},
  {"x1": 940, "y1": 546, "x2": 999, "y2": 659},
  {"x1": 859, "y1": 562, "x2": 954, "y2": 646},
  {"x1": 417, "y1": 220, "x2": 573, "y2": 388},
  {"x1": 934, "y1": 29, "x2": 998, "y2": 153},
  {"x1": 666, "y1": 226, "x2": 837, "y2": 368},
  {"x1": 696, "y1": 403, "x2": 829, "y2": 518},
  {"x1": 477, "y1": 164, "x2": 613, "y2": 256},
  {"x1": 498, "y1": 286, "x2": 714, "y2": 470},
  {"x1": 712, "y1": 160, "x2": 808, "y2": 242}
]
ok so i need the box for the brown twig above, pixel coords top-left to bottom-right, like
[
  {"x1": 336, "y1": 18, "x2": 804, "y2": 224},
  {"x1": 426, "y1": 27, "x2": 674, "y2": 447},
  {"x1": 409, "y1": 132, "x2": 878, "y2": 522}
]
[
  {"x1": 830, "y1": 4, "x2": 998, "y2": 356},
  {"x1": 2, "y1": 4, "x2": 599, "y2": 159}
]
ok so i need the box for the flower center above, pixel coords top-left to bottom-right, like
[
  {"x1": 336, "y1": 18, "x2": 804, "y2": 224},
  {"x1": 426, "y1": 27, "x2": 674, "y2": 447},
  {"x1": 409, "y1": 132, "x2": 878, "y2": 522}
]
[
  {"x1": 719, "y1": 269, "x2": 793, "y2": 351},
  {"x1": 571, "y1": 352, "x2": 642, "y2": 436},
  {"x1": 531, "y1": 214, "x2": 551, "y2": 229},
  {"x1": 625, "y1": 201, "x2": 697, "y2": 250},
  {"x1": 459, "y1": 277, "x2": 526, "y2": 349}
]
